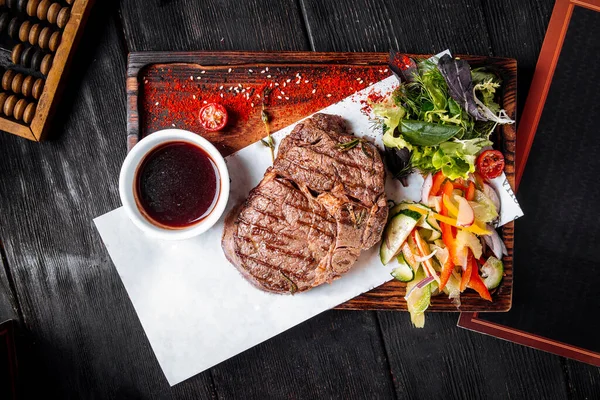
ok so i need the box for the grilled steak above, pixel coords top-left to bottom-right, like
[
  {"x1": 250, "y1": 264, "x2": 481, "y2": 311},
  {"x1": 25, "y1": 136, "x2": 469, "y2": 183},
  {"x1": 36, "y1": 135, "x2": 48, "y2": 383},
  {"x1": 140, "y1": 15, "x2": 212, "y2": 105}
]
[{"x1": 222, "y1": 113, "x2": 388, "y2": 294}]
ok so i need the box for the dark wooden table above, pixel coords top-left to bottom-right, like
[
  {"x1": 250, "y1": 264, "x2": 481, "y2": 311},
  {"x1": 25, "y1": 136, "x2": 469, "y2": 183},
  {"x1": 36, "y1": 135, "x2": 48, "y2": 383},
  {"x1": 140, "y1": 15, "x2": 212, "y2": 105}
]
[{"x1": 0, "y1": 0, "x2": 598, "y2": 398}]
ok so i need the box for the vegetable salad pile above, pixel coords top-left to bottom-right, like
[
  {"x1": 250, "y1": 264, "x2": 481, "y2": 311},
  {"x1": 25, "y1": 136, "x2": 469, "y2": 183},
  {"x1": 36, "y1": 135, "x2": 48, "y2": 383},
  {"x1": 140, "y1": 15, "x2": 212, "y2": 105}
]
[{"x1": 375, "y1": 54, "x2": 513, "y2": 327}]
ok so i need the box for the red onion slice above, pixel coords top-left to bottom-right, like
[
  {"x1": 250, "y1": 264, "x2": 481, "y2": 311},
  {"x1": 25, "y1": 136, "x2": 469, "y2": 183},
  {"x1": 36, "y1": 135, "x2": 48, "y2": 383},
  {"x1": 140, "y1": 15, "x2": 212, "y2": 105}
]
[
  {"x1": 421, "y1": 173, "x2": 433, "y2": 204},
  {"x1": 404, "y1": 275, "x2": 436, "y2": 300},
  {"x1": 484, "y1": 224, "x2": 508, "y2": 259}
]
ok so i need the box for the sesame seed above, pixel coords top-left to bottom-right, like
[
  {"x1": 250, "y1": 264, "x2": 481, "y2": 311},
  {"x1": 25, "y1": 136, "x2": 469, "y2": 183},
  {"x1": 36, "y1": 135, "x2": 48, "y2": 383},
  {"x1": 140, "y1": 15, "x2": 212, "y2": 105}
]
[
  {"x1": 155, "y1": 102, "x2": 159, "y2": 106},
  {"x1": 144, "y1": 79, "x2": 148, "y2": 84},
  {"x1": 249, "y1": 69, "x2": 253, "y2": 73},
  {"x1": 220, "y1": 93, "x2": 224, "y2": 97},
  {"x1": 201, "y1": 70, "x2": 206, "y2": 74},
  {"x1": 283, "y1": 82, "x2": 287, "y2": 87},
  {"x1": 238, "y1": 83, "x2": 242, "y2": 87},
  {"x1": 190, "y1": 76, "x2": 193, "y2": 80},
  {"x1": 219, "y1": 85, "x2": 224, "y2": 90},
  {"x1": 285, "y1": 96, "x2": 289, "y2": 100},
  {"x1": 286, "y1": 79, "x2": 291, "y2": 83},
  {"x1": 277, "y1": 95, "x2": 282, "y2": 99},
  {"x1": 384, "y1": 69, "x2": 388, "y2": 72},
  {"x1": 228, "y1": 68, "x2": 232, "y2": 73},
  {"x1": 242, "y1": 89, "x2": 246, "y2": 93},
  {"x1": 269, "y1": 83, "x2": 273, "y2": 87},
  {"x1": 379, "y1": 69, "x2": 383, "y2": 73},
  {"x1": 256, "y1": 94, "x2": 261, "y2": 98},
  {"x1": 251, "y1": 103, "x2": 254, "y2": 107},
  {"x1": 172, "y1": 124, "x2": 176, "y2": 127},
  {"x1": 369, "y1": 82, "x2": 373, "y2": 86},
  {"x1": 296, "y1": 80, "x2": 301, "y2": 84},
  {"x1": 304, "y1": 80, "x2": 309, "y2": 83},
  {"x1": 312, "y1": 88, "x2": 316, "y2": 94},
  {"x1": 203, "y1": 100, "x2": 207, "y2": 104},
  {"x1": 192, "y1": 95, "x2": 196, "y2": 99},
  {"x1": 267, "y1": 75, "x2": 271, "y2": 78},
  {"x1": 229, "y1": 86, "x2": 233, "y2": 90},
  {"x1": 261, "y1": 70, "x2": 265, "y2": 73},
  {"x1": 359, "y1": 80, "x2": 364, "y2": 84},
  {"x1": 275, "y1": 83, "x2": 279, "y2": 86},
  {"x1": 327, "y1": 94, "x2": 332, "y2": 97},
  {"x1": 281, "y1": 91, "x2": 285, "y2": 95},
  {"x1": 356, "y1": 77, "x2": 361, "y2": 81},
  {"x1": 266, "y1": 67, "x2": 269, "y2": 71}
]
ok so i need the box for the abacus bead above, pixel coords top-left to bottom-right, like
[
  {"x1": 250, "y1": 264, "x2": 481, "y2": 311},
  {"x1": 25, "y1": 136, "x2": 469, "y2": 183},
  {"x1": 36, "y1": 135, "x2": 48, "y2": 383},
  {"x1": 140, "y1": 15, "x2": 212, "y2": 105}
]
[
  {"x1": 29, "y1": 23, "x2": 41, "y2": 46},
  {"x1": 32, "y1": 78, "x2": 43, "y2": 99},
  {"x1": 13, "y1": 98, "x2": 27, "y2": 120},
  {"x1": 19, "y1": 20, "x2": 32, "y2": 42},
  {"x1": 11, "y1": 73, "x2": 23, "y2": 94},
  {"x1": 0, "y1": 93, "x2": 7, "y2": 110},
  {"x1": 22, "y1": 75, "x2": 34, "y2": 97},
  {"x1": 40, "y1": 54, "x2": 53, "y2": 75},
  {"x1": 37, "y1": 0, "x2": 51, "y2": 20},
  {"x1": 4, "y1": 95, "x2": 17, "y2": 117},
  {"x1": 2, "y1": 70, "x2": 15, "y2": 91},
  {"x1": 11, "y1": 44, "x2": 23, "y2": 64},
  {"x1": 8, "y1": 17, "x2": 20, "y2": 38},
  {"x1": 23, "y1": 102, "x2": 36, "y2": 124},
  {"x1": 27, "y1": 0, "x2": 40, "y2": 17},
  {"x1": 49, "y1": 31, "x2": 60, "y2": 51},
  {"x1": 31, "y1": 49, "x2": 44, "y2": 70},
  {"x1": 0, "y1": 13, "x2": 10, "y2": 33},
  {"x1": 20, "y1": 46, "x2": 35, "y2": 67},
  {"x1": 56, "y1": 6, "x2": 69, "y2": 28},
  {"x1": 17, "y1": 0, "x2": 28, "y2": 12},
  {"x1": 38, "y1": 27, "x2": 51, "y2": 49},
  {"x1": 47, "y1": 2, "x2": 60, "y2": 24}
]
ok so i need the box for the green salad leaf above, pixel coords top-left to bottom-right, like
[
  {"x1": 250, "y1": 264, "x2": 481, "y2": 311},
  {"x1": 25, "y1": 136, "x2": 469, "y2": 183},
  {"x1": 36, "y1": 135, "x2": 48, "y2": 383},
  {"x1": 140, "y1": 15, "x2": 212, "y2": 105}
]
[{"x1": 373, "y1": 53, "x2": 512, "y2": 181}]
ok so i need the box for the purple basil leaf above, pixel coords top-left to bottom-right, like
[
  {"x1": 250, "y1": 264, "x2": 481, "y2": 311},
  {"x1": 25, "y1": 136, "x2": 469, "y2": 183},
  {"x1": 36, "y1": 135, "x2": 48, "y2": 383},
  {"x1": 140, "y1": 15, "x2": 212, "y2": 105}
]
[{"x1": 436, "y1": 54, "x2": 486, "y2": 121}]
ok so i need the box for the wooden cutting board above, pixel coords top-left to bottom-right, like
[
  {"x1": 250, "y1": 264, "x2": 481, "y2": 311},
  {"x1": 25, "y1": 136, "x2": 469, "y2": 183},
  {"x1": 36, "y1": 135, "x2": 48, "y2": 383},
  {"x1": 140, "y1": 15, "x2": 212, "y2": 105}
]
[{"x1": 126, "y1": 51, "x2": 516, "y2": 312}]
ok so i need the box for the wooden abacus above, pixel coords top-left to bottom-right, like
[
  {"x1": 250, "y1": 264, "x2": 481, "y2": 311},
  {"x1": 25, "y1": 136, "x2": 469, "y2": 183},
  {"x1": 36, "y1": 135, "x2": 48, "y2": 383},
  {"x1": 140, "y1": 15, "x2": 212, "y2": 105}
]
[{"x1": 0, "y1": 0, "x2": 93, "y2": 141}]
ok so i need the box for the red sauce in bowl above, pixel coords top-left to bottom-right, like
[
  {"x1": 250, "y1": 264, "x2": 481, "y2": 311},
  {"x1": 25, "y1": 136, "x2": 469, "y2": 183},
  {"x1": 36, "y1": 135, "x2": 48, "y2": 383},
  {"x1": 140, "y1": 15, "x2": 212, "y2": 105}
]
[{"x1": 135, "y1": 141, "x2": 219, "y2": 229}]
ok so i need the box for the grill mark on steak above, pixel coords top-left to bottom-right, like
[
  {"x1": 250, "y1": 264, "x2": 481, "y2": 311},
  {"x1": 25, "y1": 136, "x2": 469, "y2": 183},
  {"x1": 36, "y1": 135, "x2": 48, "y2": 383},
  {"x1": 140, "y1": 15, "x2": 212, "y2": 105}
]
[
  {"x1": 245, "y1": 202, "x2": 335, "y2": 239},
  {"x1": 277, "y1": 155, "x2": 379, "y2": 201},
  {"x1": 222, "y1": 113, "x2": 387, "y2": 294}
]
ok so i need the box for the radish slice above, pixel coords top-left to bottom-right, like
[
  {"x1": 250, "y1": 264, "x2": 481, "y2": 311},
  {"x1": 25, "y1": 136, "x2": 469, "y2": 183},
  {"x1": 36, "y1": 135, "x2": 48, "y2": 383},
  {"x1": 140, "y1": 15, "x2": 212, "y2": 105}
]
[
  {"x1": 484, "y1": 224, "x2": 508, "y2": 259},
  {"x1": 456, "y1": 196, "x2": 475, "y2": 227},
  {"x1": 414, "y1": 249, "x2": 437, "y2": 263},
  {"x1": 421, "y1": 173, "x2": 433, "y2": 204}
]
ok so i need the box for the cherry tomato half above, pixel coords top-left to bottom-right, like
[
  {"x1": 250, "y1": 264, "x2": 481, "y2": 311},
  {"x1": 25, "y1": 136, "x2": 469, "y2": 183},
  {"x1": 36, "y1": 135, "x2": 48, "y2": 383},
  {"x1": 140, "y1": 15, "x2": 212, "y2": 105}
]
[
  {"x1": 476, "y1": 150, "x2": 505, "y2": 180},
  {"x1": 199, "y1": 103, "x2": 228, "y2": 131}
]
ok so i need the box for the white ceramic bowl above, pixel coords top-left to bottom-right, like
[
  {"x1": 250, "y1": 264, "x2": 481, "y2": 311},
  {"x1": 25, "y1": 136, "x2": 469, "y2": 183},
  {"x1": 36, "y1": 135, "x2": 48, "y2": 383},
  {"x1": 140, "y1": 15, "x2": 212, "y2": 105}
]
[{"x1": 119, "y1": 129, "x2": 229, "y2": 240}]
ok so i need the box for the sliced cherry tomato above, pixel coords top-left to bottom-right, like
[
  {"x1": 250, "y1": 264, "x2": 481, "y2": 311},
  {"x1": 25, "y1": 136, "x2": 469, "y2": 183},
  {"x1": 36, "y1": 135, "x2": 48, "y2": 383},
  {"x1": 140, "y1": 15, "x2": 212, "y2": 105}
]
[
  {"x1": 199, "y1": 103, "x2": 228, "y2": 131},
  {"x1": 476, "y1": 150, "x2": 505, "y2": 180}
]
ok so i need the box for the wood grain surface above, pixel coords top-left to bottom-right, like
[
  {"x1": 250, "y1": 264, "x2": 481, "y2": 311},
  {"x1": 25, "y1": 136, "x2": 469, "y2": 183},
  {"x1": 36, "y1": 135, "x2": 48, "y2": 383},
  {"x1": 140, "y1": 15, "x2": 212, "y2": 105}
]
[
  {"x1": 127, "y1": 51, "x2": 515, "y2": 312},
  {"x1": 0, "y1": 0, "x2": 596, "y2": 398}
]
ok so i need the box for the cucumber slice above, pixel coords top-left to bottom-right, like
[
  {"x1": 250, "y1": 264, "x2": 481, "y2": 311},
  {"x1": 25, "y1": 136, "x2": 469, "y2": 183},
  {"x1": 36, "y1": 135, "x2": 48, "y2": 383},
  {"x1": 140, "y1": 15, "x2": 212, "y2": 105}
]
[
  {"x1": 390, "y1": 254, "x2": 415, "y2": 282},
  {"x1": 481, "y1": 256, "x2": 504, "y2": 289},
  {"x1": 406, "y1": 269, "x2": 431, "y2": 328},
  {"x1": 380, "y1": 209, "x2": 421, "y2": 265},
  {"x1": 390, "y1": 202, "x2": 432, "y2": 218},
  {"x1": 426, "y1": 214, "x2": 442, "y2": 232}
]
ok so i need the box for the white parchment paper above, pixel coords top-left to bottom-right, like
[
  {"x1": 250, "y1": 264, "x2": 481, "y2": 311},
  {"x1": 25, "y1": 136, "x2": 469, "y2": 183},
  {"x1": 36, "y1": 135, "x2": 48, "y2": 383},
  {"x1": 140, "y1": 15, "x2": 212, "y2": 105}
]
[{"x1": 94, "y1": 75, "x2": 523, "y2": 386}]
